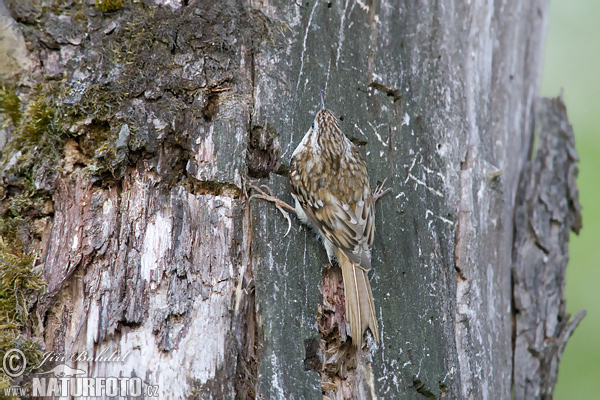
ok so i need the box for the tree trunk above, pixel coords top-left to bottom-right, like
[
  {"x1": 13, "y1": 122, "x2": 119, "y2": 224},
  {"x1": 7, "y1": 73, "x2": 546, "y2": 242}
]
[{"x1": 0, "y1": 0, "x2": 583, "y2": 399}]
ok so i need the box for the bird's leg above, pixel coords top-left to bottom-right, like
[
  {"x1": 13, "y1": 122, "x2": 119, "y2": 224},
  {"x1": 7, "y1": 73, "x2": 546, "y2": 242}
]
[
  {"x1": 248, "y1": 185, "x2": 296, "y2": 236},
  {"x1": 373, "y1": 178, "x2": 392, "y2": 202}
]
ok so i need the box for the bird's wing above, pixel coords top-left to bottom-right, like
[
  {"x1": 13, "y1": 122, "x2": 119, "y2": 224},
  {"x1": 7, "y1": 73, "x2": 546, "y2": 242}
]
[{"x1": 299, "y1": 187, "x2": 375, "y2": 271}]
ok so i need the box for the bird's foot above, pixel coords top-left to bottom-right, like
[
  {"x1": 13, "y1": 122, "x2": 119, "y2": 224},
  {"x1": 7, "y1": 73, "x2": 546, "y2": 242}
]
[
  {"x1": 373, "y1": 178, "x2": 392, "y2": 202},
  {"x1": 248, "y1": 185, "x2": 295, "y2": 236}
]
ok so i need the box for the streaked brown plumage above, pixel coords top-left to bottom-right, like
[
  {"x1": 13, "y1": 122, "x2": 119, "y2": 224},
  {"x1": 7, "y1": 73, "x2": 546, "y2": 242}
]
[{"x1": 289, "y1": 108, "x2": 379, "y2": 346}]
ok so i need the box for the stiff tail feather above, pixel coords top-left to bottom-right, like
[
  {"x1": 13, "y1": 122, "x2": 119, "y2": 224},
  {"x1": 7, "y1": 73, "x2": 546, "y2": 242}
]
[{"x1": 339, "y1": 252, "x2": 379, "y2": 346}]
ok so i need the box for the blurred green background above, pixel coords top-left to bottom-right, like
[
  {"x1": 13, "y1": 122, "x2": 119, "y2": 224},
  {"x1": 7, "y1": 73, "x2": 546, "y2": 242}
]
[{"x1": 541, "y1": 0, "x2": 600, "y2": 398}]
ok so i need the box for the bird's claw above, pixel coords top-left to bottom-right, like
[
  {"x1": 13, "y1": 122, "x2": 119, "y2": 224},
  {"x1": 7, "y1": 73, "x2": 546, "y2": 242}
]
[
  {"x1": 248, "y1": 185, "x2": 295, "y2": 237},
  {"x1": 373, "y1": 178, "x2": 392, "y2": 201}
]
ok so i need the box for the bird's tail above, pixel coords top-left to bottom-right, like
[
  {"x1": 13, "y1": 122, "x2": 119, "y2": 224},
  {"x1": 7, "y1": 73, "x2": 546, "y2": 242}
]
[{"x1": 338, "y1": 252, "x2": 379, "y2": 346}]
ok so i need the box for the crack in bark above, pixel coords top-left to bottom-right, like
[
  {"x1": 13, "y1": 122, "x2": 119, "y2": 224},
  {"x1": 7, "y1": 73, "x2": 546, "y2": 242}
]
[
  {"x1": 185, "y1": 176, "x2": 242, "y2": 198},
  {"x1": 413, "y1": 378, "x2": 437, "y2": 399},
  {"x1": 233, "y1": 187, "x2": 260, "y2": 399},
  {"x1": 368, "y1": 82, "x2": 401, "y2": 102}
]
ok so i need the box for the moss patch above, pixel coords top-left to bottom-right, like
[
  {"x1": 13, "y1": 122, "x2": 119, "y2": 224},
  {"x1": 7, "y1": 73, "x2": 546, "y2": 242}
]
[
  {"x1": 0, "y1": 237, "x2": 46, "y2": 389},
  {"x1": 95, "y1": 0, "x2": 124, "y2": 13},
  {"x1": 0, "y1": 86, "x2": 21, "y2": 127},
  {"x1": 0, "y1": 84, "x2": 58, "y2": 388}
]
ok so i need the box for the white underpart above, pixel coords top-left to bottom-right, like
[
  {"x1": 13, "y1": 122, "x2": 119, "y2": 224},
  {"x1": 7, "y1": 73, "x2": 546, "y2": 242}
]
[
  {"x1": 322, "y1": 236, "x2": 336, "y2": 263},
  {"x1": 292, "y1": 194, "x2": 308, "y2": 225},
  {"x1": 292, "y1": 125, "x2": 318, "y2": 158},
  {"x1": 292, "y1": 133, "x2": 308, "y2": 158}
]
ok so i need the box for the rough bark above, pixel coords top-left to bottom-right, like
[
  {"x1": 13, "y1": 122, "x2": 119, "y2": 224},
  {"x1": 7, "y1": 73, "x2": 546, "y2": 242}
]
[
  {"x1": 1, "y1": 0, "x2": 254, "y2": 396},
  {"x1": 512, "y1": 97, "x2": 584, "y2": 399},
  {"x1": 0, "y1": 0, "x2": 582, "y2": 399}
]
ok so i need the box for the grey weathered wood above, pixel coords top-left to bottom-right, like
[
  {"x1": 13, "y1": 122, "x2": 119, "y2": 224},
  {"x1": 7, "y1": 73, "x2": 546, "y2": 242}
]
[
  {"x1": 0, "y1": 0, "x2": 582, "y2": 398},
  {"x1": 250, "y1": 0, "x2": 558, "y2": 399},
  {"x1": 512, "y1": 97, "x2": 584, "y2": 400}
]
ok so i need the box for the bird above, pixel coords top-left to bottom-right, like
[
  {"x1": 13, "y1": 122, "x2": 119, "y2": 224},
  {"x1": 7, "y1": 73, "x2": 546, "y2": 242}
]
[{"x1": 250, "y1": 96, "x2": 388, "y2": 347}]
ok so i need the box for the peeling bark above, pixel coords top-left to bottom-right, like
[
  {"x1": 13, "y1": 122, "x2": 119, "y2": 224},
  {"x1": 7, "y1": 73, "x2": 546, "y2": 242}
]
[
  {"x1": 2, "y1": 0, "x2": 258, "y2": 396},
  {"x1": 512, "y1": 97, "x2": 584, "y2": 400}
]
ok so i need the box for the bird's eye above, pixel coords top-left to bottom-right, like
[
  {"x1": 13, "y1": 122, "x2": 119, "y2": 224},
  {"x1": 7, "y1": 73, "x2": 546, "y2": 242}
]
[{"x1": 311, "y1": 123, "x2": 315, "y2": 129}]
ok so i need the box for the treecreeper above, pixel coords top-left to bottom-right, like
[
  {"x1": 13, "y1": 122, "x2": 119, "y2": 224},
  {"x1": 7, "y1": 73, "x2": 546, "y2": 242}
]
[{"x1": 251, "y1": 100, "x2": 389, "y2": 347}]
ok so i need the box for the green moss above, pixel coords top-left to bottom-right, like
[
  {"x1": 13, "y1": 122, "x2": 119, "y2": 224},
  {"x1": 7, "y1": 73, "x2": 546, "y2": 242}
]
[
  {"x1": 0, "y1": 237, "x2": 45, "y2": 388},
  {"x1": 0, "y1": 90, "x2": 50, "y2": 378},
  {"x1": 0, "y1": 86, "x2": 21, "y2": 127},
  {"x1": 0, "y1": 87, "x2": 60, "y2": 381},
  {"x1": 0, "y1": 88, "x2": 62, "y2": 274},
  {"x1": 95, "y1": 0, "x2": 123, "y2": 12},
  {"x1": 3, "y1": 84, "x2": 65, "y2": 174},
  {"x1": 0, "y1": 86, "x2": 52, "y2": 382}
]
